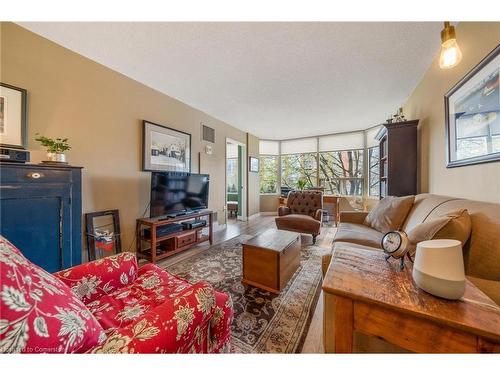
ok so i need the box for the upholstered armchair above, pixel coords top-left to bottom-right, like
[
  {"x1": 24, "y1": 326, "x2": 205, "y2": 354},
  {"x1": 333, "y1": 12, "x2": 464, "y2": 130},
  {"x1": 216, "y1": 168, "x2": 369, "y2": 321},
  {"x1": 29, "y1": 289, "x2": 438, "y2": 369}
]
[
  {"x1": 275, "y1": 190, "x2": 323, "y2": 243},
  {"x1": 0, "y1": 236, "x2": 233, "y2": 354}
]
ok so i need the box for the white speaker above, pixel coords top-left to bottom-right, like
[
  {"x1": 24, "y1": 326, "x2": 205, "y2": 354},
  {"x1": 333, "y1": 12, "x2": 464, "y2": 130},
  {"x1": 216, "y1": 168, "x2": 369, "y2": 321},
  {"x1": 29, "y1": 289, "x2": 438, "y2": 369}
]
[{"x1": 412, "y1": 239, "x2": 466, "y2": 300}]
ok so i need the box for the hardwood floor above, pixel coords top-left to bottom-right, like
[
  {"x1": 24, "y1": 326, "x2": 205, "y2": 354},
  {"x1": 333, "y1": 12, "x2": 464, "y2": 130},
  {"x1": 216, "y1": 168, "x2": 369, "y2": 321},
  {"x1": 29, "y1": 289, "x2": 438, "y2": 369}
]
[{"x1": 156, "y1": 214, "x2": 334, "y2": 353}]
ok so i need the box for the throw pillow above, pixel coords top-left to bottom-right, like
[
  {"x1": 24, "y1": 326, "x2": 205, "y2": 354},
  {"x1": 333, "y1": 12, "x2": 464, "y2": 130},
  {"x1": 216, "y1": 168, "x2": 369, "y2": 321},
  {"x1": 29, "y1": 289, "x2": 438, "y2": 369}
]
[
  {"x1": 0, "y1": 236, "x2": 106, "y2": 353},
  {"x1": 407, "y1": 209, "x2": 472, "y2": 255},
  {"x1": 363, "y1": 195, "x2": 415, "y2": 233}
]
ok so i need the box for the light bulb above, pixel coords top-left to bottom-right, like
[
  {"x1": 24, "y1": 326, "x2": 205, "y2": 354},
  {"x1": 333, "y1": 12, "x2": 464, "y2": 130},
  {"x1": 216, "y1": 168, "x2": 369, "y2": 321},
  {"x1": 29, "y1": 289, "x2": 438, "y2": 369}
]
[
  {"x1": 439, "y1": 38, "x2": 463, "y2": 69},
  {"x1": 439, "y1": 22, "x2": 463, "y2": 69}
]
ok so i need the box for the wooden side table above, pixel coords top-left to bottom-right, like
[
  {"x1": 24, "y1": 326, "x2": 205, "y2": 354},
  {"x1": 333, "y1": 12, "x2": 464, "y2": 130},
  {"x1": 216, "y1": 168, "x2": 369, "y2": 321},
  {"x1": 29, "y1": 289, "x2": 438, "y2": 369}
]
[{"x1": 322, "y1": 246, "x2": 500, "y2": 353}]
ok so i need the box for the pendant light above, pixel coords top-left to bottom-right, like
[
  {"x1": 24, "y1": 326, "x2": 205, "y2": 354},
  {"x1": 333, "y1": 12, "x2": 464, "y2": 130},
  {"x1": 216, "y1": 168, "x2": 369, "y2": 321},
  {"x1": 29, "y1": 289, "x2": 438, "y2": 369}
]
[{"x1": 439, "y1": 22, "x2": 463, "y2": 69}]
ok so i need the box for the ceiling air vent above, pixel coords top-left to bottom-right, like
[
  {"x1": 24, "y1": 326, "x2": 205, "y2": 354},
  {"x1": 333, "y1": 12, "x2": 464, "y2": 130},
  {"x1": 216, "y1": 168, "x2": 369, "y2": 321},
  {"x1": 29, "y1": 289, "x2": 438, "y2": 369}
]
[{"x1": 202, "y1": 124, "x2": 215, "y2": 143}]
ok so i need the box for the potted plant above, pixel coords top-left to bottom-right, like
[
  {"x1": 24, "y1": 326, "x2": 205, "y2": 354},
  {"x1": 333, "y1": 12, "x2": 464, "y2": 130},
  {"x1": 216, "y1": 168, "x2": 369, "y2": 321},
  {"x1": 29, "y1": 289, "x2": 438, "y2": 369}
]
[
  {"x1": 296, "y1": 178, "x2": 308, "y2": 190},
  {"x1": 34, "y1": 134, "x2": 71, "y2": 163}
]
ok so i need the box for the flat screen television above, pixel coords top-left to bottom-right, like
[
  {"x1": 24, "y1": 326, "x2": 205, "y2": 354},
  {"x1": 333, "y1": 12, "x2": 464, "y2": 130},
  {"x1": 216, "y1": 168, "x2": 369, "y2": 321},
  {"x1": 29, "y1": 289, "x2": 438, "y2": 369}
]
[{"x1": 150, "y1": 172, "x2": 209, "y2": 218}]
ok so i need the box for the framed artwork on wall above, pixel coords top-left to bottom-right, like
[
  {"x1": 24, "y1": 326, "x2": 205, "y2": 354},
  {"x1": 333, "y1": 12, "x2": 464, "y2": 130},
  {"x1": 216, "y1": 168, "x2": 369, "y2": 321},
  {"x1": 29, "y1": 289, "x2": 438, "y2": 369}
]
[
  {"x1": 143, "y1": 120, "x2": 191, "y2": 172},
  {"x1": 0, "y1": 83, "x2": 27, "y2": 149},
  {"x1": 445, "y1": 45, "x2": 500, "y2": 168},
  {"x1": 85, "y1": 209, "x2": 122, "y2": 261},
  {"x1": 249, "y1": 156, "x2": 259, "y2": 172}
]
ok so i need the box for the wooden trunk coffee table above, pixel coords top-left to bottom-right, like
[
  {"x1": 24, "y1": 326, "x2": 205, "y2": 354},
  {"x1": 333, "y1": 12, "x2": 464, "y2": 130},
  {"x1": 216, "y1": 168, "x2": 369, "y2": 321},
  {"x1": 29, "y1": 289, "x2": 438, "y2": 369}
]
[
  {"x1": 242, "y1": 229, "x2": 300, "y2": 294},
  {"x1": 322, "y1": 246, "x2": 500, "y2": 353}
]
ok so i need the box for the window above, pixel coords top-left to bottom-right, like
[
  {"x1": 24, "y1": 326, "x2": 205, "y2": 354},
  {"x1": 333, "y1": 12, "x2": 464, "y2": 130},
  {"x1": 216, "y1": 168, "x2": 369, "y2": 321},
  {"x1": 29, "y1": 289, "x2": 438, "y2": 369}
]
[
  {"x1": 226, "y1": 158, "x2": 238, "y2": 193},
  {"x1": 368, "y1": 146, "x2": 380, "y2": 197},
  {"x1": 319, "y1": 150, "x2": 364, "y2": 196},
  {"x1": 259, "y1": 156, "x2": 278, "y2": 194},
  {"x1": 281, "y1": 153, "x2": 317, "y2": 190}
]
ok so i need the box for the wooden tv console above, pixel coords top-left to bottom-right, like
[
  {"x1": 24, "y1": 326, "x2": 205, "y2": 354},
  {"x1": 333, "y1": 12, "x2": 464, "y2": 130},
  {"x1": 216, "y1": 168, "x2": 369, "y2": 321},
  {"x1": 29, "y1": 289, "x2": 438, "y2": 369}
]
[{"x1": 135, "y1": 210, "x2": 213, "y2": 263}]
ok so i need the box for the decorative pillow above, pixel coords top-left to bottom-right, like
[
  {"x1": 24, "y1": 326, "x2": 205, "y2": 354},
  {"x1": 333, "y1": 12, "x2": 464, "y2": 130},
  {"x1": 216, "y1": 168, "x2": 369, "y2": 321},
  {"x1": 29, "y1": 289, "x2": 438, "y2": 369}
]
[
  {"x1": 0, "y1": 236, "x2": 106, "y2": 353},
  {"x1": 363, "y1": 195, "x2": 415, "y2": 233},
  {"x1": 407, "y1": 209, "x2": 472, "y2": 255}
]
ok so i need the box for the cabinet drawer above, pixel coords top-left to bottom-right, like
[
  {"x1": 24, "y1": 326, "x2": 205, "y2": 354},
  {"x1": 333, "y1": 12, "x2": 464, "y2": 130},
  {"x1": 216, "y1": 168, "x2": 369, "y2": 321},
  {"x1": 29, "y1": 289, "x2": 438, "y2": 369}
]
[
  {"x1": 176, "y1": 231, "x2": 196, "y2": 248},
  {"x1": 0, "y1": 166, "x2": 72, "y2": 184}
]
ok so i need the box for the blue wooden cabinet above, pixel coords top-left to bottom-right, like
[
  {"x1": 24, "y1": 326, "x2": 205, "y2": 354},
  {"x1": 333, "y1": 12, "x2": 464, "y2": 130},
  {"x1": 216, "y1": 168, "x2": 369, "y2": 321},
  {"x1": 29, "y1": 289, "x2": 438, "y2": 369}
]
[{"x1": 0, "y1": 163, "x2": 83, "y2": 272}]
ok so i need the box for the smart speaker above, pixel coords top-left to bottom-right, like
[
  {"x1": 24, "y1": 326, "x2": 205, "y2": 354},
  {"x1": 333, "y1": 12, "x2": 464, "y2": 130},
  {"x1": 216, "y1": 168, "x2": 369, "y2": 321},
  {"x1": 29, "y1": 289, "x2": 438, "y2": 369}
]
[{"x1": 412, "y1": 239, "x2": 466, "y2": 300}]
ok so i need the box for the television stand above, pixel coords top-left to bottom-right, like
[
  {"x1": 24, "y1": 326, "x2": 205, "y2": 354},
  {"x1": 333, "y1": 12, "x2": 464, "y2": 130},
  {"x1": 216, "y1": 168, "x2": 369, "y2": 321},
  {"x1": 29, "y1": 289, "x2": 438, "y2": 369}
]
[{"x1": 135, "y1": 209, "x2": 213, "y2": 264}]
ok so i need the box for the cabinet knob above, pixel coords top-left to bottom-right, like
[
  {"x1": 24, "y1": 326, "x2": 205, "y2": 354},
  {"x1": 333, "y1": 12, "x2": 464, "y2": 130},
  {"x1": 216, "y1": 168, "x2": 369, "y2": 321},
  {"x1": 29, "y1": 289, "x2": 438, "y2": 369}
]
[{"x1": 27, "y1": 172, "x2": 44, "y2": 179}]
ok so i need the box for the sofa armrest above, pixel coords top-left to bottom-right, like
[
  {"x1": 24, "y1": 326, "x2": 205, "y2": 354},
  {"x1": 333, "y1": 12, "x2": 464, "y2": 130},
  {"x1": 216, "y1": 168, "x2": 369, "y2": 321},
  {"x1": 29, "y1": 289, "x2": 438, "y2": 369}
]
[
  {"x1": 54, "y1": 252, "x2": 138, "y2": 304},
  {"x1": 89, "y1": 281, "x2": 229, "y2": 353},
  {"x1": 278, "y1": 206, "x2": 291, "y2": 216},
  {"x1": 339, "y1": 211, "x2": 369, "y2": 225},
  {"x1": 314, "y1": 208, "x2": 323, "y2": 221}
]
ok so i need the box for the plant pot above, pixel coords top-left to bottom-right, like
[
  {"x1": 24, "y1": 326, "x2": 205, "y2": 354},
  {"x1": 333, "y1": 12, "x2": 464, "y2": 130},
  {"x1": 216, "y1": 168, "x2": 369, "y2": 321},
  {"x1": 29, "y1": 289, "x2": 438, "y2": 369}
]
[{"x1": 47, "y1": 152, "x2": 66, "y2": 163}]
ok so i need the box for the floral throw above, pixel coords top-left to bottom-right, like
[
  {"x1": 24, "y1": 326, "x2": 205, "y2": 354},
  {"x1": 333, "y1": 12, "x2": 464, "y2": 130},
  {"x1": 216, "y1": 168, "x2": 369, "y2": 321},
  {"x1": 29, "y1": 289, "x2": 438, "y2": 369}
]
[
  {"x1": 0, "y1": 236, "x2": 233, "y2": 354},
  {"x1": 0, "y1": 236, "x2": 105, "y2": 353}
]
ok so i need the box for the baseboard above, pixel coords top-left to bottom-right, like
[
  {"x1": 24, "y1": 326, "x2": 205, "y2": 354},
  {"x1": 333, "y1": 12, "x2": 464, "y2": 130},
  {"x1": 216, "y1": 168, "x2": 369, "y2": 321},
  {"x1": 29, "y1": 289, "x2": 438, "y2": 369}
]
[
  {"x1": 247, "y1": 212, "x2": 261, "y2": 220},
  {"x1": 259, "y1": 212, "x2": 277, "y2": 216}
]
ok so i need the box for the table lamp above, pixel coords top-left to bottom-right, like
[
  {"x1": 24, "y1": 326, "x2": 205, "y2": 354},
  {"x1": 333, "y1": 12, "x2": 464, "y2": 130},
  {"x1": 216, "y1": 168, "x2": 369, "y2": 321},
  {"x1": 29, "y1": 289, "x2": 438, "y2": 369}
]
[{"x1": 412, "y1": 239, "x2": 465, "y2": 300}]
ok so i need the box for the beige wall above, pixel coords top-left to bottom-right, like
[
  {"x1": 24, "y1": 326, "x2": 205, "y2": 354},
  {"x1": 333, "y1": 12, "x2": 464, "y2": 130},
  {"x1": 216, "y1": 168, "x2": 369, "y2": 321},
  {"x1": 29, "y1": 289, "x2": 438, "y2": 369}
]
[
  {"x1": 246, "y1": 133, "x2": 260, "y2": 216},
  {"x1": 260, "y1": 194, "x2": 279, "y2": 213},
  {"x1": 403, "y1": 22, "x2": 500, "y2": 203},
  {"x1": 1, "y1": 22, "x2": 259, "y2": 252}
]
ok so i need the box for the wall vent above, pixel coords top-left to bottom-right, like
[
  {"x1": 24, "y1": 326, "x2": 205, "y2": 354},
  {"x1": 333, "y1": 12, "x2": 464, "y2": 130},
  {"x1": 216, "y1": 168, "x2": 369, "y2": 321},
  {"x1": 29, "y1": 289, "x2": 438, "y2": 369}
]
[{"x1": 202, "y1": 124, "x2": 215, "y2": 143}]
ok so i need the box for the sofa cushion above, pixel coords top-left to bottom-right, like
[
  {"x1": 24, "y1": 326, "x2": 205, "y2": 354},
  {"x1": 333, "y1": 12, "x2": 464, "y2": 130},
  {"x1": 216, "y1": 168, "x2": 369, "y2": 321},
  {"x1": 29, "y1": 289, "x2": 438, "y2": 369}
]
[
  {"x1": 467, "y1": 277, "x2": 500, "y2": 306},
  {"x1": 86, "y1": 263, "x2": 192, "y2": 333},
  {"x1": 364, "y1": 195, "x2": 415, "y2": 233},
  {"x1": 333, "y1": 222, "x2": 384, "y2": 249},
  {"x1": 275, "y1": 214, "x2": 321, "y2": 235},
  {"x1": 407, "y1": 209, "x2": 472, "y2": 255},
  {"x1": 0, "y1": 236, "x2": 105, "y2": 353}
]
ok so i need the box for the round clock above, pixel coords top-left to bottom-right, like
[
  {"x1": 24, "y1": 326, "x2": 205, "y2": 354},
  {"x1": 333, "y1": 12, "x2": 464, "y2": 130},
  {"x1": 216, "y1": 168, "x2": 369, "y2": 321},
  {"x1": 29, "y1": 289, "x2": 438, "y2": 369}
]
[{"x1": 381, "y1": 230, "x2": 411, "y2": 269}]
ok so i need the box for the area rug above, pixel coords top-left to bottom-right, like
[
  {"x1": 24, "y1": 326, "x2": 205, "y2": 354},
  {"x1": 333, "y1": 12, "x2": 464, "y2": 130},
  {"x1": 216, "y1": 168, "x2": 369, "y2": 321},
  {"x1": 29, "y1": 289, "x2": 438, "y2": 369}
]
[{"x1": 163, "y1": 234, "x2": 330, "y2": 353}]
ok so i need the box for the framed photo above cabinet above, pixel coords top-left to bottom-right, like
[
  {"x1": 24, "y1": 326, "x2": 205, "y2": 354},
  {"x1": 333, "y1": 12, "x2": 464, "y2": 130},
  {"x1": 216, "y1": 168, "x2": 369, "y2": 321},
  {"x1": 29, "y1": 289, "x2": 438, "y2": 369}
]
[
  {"x1": 445, "y1": 45, "x2": 500, "y2": 168},
  {"x1": 0, "y1": 82, "x2": 27, "y2": 149}
]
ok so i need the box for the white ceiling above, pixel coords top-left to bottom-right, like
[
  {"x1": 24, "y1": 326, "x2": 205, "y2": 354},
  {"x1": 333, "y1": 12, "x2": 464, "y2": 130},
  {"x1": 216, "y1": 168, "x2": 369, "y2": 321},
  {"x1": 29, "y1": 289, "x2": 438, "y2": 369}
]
[{"x1": 18, "y1": 22, "x2": 442, "y2": 139}]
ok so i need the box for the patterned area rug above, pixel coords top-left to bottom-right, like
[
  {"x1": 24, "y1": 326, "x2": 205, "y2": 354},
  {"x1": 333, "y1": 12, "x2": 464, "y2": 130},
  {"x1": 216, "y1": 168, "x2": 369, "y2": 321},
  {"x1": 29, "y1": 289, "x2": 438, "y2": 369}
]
[{"x1": 164, "y1": 234, "x2": 330, "y2": 353}]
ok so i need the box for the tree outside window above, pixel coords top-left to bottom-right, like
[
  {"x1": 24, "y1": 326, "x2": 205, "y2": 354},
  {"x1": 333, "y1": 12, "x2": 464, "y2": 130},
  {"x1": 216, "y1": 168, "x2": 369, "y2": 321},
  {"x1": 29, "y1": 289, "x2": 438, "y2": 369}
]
[
  {"x1": 368, "y1": 146, "x2": 380, "y2": 197},
  {"x1": 281, "y1": 153, "x2": 317, "y2": 189},
  {"x1": 259, "y1": 156, "x2": 278, "y2": 194},
  {"x1": 319, "y1": 150, "x2": 363, "y2": 196}
]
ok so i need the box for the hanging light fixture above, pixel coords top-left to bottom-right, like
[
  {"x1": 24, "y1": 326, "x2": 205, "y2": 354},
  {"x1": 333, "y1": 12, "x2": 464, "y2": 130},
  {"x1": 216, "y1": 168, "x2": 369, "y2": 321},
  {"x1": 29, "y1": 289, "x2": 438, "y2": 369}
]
[{"x1": 439, "y1": 22, "x2": 463, "y2": 69}]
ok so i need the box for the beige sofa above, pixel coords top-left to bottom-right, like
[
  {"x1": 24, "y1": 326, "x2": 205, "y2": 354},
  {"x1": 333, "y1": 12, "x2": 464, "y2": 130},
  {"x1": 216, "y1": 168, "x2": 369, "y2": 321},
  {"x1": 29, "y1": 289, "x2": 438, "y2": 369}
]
[{"x1": 322, "y1": 193, "x2": 500, "y2": 305}]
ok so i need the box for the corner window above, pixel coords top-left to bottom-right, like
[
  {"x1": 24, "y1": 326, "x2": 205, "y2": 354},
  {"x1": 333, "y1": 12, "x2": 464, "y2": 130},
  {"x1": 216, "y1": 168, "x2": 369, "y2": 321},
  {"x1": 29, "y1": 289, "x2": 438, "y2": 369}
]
[
  {"x1": 280, "y1": 153, "x2": 317, "y2": 190},
  {"x1": 259, "y1": 156, "x2": 278, "y2": 194},
  {"x1": 319, "y1": 150, "x2": 364, "y2": 196}
]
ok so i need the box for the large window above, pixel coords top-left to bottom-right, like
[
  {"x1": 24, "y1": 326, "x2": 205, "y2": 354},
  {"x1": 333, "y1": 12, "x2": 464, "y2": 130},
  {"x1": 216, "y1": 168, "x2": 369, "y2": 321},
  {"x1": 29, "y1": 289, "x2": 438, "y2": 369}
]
[
  {"x1": 319, "y1": 150, "x2": 364, "y2": 196},
  {"x1": 368, "y1": 146, "x2": 380, "y2": 197},
  {"x1": 281, "y1": 153, "x2": 317, "y2": 189},
  {"x1": 259, "y1": 156, "x2": 278, "y2": 194},
  {"x1": 259, "y1": 128, "x2": 382, "y2": 198}
]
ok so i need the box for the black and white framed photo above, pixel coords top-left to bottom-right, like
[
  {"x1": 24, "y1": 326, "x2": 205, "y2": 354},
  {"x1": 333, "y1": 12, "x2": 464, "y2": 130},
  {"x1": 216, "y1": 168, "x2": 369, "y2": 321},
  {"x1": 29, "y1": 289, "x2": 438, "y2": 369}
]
[
  {"x1": 0, "y1": 83, "x2": 27, "y2": 149},
  {"x1": 445, "y1": 45, "x2": 500, "y2": 168},
  {"x1": 142, "y1": 120, "x2": 191, "y2": 172},
  {"x1": 249, "y1": 156, "x2": 259, "y2": 172}
]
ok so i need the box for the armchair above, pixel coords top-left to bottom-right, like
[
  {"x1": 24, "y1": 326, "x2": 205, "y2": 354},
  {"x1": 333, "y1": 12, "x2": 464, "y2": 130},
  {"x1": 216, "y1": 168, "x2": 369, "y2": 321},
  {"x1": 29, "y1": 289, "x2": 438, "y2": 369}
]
[
  {"x1": 275, "y1": 190, "x2": 323, "y2": 243},
  {"x1": 0, "y1": 236, "x2": 233, "y2": 354}
]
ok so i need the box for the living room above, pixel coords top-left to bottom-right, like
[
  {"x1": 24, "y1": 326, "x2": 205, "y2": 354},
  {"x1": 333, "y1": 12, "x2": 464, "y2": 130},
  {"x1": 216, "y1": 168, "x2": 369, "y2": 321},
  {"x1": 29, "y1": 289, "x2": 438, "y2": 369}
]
[{"x1": 1, "y1": 0, "x2": 499, "y2": 373}]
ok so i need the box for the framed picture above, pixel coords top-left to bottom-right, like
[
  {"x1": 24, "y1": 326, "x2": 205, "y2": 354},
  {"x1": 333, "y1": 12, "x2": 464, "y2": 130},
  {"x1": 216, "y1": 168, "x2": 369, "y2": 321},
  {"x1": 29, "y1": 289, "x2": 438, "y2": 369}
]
[
  {"x1": 143, "y1": 120, "x2": 191, "y2": 172},
  {"x1": 445, "y1": 45, "x2": 500, "y2": 168},
  {"x1": 249, "y1": 156, "x2": 259, "y2": 172},
  {"x1": 0, "y1": 83, "x2": 27, "y2": 149},
  {"x1": 85, "y1": 209, "x2": 122, "y2": 261}
]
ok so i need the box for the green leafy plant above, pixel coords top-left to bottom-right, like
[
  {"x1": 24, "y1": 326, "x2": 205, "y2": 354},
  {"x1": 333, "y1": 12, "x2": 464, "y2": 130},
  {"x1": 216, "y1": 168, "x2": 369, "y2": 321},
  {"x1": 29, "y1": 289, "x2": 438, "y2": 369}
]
[
  {"x1": 35, "y1": 134, "x2": 71, "y2": 153},
  {"x1": 296, "y1": 178, "x2": 308, "y2": 190}
]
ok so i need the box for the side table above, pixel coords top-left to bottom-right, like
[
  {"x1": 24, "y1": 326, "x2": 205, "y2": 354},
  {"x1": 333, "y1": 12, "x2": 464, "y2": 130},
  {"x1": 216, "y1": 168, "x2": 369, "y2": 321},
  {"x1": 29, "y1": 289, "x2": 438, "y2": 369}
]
[{"x1": 322, "y1": 246, "x2": 500, "y2": 353}]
